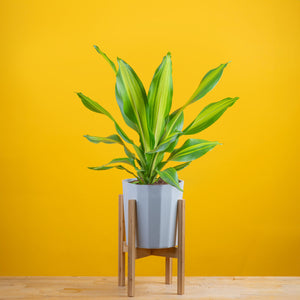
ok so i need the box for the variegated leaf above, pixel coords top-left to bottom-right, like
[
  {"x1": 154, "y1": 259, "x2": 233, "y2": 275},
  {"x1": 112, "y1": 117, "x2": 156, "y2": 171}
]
[
  {"x1": 93, "y1": 45, "x2": 117, "y2": 74},
  {"x1": 168, "y1": 139, "x2": 220, "y2": 162},
  {"x1": 148, "y1": 53, "x2": 173, "y2": 145},
  {"x1": 89, "y1": 164, "x2": 137, "y2": 177},
  {"x1": 84, "y1": 134, "x2": 123, "y2": 144},
  {"x1": 84, "y1": 134, "x2": 135, "y2": 160},
  {"x1": 77, "y1": 92, "x2": 114, "y2": 119},
  {"x1": 173, "y1": 161, "x2": 191, "y2": 171},
  {"x1": 183, "y1": 97, "x2": 239, "y2": 135},
  {"x1": 77, "y1": 92, "x2": 134, "y2": 144},
  {"x1": 156, "y1": 167, "x2": 183, "y2": 191},
  {"x1": 115, "y1": 58, "x2": 151, "y2": 152},
  {"x1": 186, "y1": 63, "x2": 228, "y2": 105}
]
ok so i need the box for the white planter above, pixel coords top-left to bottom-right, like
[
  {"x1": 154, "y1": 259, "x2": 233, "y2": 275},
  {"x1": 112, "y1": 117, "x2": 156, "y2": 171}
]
[{"x1": 122, "y1": 178, "x2": 184, "y2": 249}]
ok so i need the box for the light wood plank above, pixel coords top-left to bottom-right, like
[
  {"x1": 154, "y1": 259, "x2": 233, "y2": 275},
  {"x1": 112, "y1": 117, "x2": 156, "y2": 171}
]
[
  {"x1": 0, "y1": 276, "x2": 299, "y2": 299},
  {"x1": 177, "y1": 199, "x2": 185, "y2": 295},
  {"x1": 165, "y1": 257, "x2": 172, "y2": 284},
  {"x1": 118, "y1": 195, "x2": 125, "y2": 286},
  {"x1": 128, "y1": 199, "x2": 136, "y2": 297},
  {"x1": 122, "y1": 241, "x2": 128, "y2": 253},
  {"x1": 135, "y1": 248, "x2": 151, "y2": 259},
  {"x1": 151, "y1": 247, "x2": 178, "y2": 258}
]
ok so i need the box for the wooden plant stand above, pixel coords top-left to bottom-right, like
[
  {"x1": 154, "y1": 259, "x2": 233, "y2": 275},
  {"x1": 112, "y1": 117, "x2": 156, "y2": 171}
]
[{"x1": 118, "y1": 195, "x2": 185, "y2": 297}]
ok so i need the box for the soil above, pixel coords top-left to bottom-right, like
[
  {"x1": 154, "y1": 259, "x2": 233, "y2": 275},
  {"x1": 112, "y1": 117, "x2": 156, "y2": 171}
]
[
  {"x1": 130, "y1": 178, "x2": 168, "y2": 185},
  {"x1": 152, "y1": 178, "x2": 168, "y2": 185}
]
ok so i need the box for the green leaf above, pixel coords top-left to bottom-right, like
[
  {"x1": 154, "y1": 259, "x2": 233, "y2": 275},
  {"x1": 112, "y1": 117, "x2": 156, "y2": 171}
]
[
  {"x1": 89, "y1": 164, "x2": 137, "y2": 178},
  {"x1": 109, "y1": 157, "x2": 134, "y2": 165},
  {"x1": 157, "y1": 161, "x2": 190, "y2": 174},
  {"x1": 173, "y1": 162, "x2": 191, "y2": 171},
  {"x1": 163, "y1": 110, "x2": 185, "y2": 152},
  {"x1": 88, "y1": 165, "x2": 113, "y2": 170},
  {"x1": 149, "y1": 110, "x2": 184, "y2": 153},
  {"x1": 114, "y1": 122, "x2": 134, "y2": 144},
  {"x1": 114, "y1": 165, "x2": 137, "y2": 177},
  {"x1": 111, "y1": 157, "x2": 137, "y2": 170},
  {"x1": 93, "y1": 45, "x2": 117, "y2": 74},
  {"x1": 115, "y1": 58, "x2": 151, "y2": 152},
  {"x1": 84, "y1": 134, "x2": 123, "y2": 145},
  {"x1": 84, "y1": 134, "x2": 136, "y2": 161},
  {"x1": 88, "y1": 157, "x2": 132, "y2": 167},
  {"x1": 156, "y1": 161, "x2": 167, "y2": 171},
  {"x1": 133, "y1": 144, "x2": 147, "y2": 169},
  {"x1": 156, "y1": 167, "x2": 183, "y2": 192},
  {"x1": 168, "y1": 138, "x2": 220, "y2": 162},
  {"x1": 186, "y1": 62, "x2": 228, "y2": 106},
  {"x1": 77, "y1": 92, "x2": 114, "y2": 119},
  {"x1": 136, "y1": 170, "x2": 147, "y2": 183},
  {"x1": 77, "y1": 92, "x2": 134, "y2": 145},
  {"x1": 147, "y1": 132, "x2": 179, "y2": 153},
  {"x1": 164, "y1": 136, "x2": 180, "y2": 153},
  {"x1": 148, "y1": 152, "x2": 165, "y2": 181},
  {"x1": 183, "y1": 97, "x2": 239, "y2": 135},
  {"x1": 167, "y1": 109, "x2": 184, "y2": 132},
  {"x1": 124, "y1": 146, "x2": 135, "y2": 160},
  {"x1": 88, "y1": 156, "x2": 137, "y2": 177},
  {"x1": 148, "y1": 53, "x2": 173, "y2": 145}
]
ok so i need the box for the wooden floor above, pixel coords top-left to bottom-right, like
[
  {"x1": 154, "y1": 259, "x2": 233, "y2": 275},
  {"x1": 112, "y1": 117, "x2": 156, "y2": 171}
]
[{"x1": 0, "y1": 276, "x2": 299, "y2": 299}]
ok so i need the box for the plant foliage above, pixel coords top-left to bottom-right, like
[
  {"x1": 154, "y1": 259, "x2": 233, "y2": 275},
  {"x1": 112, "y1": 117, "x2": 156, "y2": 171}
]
[{"x1": 77, "y1": 46, "x2": 238, "y2": 190}]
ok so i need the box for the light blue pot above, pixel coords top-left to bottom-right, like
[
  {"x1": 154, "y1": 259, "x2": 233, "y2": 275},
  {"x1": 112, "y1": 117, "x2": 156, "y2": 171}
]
[{"x1": 122, "y1": 179, "x2": 184, "y2": 249}]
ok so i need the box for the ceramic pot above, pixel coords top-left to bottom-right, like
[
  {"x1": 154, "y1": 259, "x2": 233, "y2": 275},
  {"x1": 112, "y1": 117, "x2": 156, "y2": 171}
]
[{"x1": 122, "y1": 178, "x2": 184, "y2": 249}]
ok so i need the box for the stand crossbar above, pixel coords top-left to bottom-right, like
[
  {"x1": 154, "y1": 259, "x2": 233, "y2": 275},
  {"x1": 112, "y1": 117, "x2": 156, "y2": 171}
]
[{"x1": 118, "y1": 195, "x2": 185, "y2": 297}]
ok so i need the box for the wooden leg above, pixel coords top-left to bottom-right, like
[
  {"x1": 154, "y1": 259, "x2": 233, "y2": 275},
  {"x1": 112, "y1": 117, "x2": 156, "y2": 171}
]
[
  {"x1": 177, "y1": 199, "x2": 185, "y2": 295},
  {"x1": 165, "y1": 257, "x2": 172, "y2": 284},
  {"x1": 118, "y1": 195, "x2": 125, "y2": 286},
  {"x1": 128, "y1": 199, "x2": 136, "y2": 297}
]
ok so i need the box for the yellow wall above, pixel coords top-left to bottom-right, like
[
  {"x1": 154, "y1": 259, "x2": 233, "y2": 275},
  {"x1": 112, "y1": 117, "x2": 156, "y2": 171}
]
[{"x1": 1, "y1": 0, "x2": 300, "y2": 276}]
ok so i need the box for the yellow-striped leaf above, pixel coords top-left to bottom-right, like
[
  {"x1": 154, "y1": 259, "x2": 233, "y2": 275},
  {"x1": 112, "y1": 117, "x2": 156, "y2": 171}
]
[
  {"x1": 109, "y1": 157, "x2": 135, "y2": 166},
  {"x1": 89, "y1": 164, "x2": 137, "y2": 178},
  {"x1": 147, "y1": 132, "x2": 179, "y2": 153},
  {"x1": 77, "y1": 92, "x2": 114, "y2": 119},
  {"x1": 114, "y1": 122, "x2": 133, "y2": 144},
  {"x1": 88, "y1": 157, "x2": 137, "y2": 176},
  {"x1": 168, "y1": 139, "x2": 220, "y2": 162},
  {"x1": 115, "y1": 58, "x2": 151, "y2": 152},
  {"x1": 77, "y1": 92, "x2": 134, "y2": 144},
  {"x1": 183, "y1": 97, "x2": 239, "y2": 135},
  {"x1": 93, "y1": 45, "x2": 117, "y2": 74},
  {"x1": 84, "y1": 134, "x2": 123, "y2": 144},
  {"x1": 84, "y1": 134, "x2": 135, "y2": 160},
  {"x1": 133, "y1": 144, "x2": 147, "y2": 169},
  {"x1": 173, "y1": 162, "x2": 191, "y2": 171},
  {"x1": 148, "y1": 53, "x2": 173, "y2": 145},
  {"x1": 186, "y1": 63, "x2": 228, "y2": 106},
  {"x1": 156, "y1": 167, "x2": 183, "y2": 191},
  {"x1": 149, "y1": 110, "x2": 184, "y2": 153}
]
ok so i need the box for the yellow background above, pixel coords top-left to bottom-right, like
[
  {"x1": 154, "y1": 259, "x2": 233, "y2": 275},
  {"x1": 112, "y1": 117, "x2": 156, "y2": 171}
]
[{"x1": 1, "y1": 0, "x2": 300, "y2": 276}]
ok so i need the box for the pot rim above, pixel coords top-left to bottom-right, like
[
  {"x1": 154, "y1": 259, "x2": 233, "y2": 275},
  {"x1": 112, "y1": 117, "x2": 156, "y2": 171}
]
[{"x1": 123, "y1": 178, "x2": 184, "y2": 185}]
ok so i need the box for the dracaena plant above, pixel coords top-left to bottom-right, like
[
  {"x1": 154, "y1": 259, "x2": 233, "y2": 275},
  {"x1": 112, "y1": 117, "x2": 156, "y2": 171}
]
[{"x1": 77, "y1": 45, "x2": 238, "y2": 191}]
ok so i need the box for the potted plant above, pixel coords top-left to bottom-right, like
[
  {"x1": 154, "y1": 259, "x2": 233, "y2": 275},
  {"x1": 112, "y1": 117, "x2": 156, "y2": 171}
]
[{"x1": 77, "y1": 46, "x2": 238, "y2": 249}]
